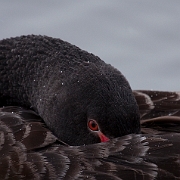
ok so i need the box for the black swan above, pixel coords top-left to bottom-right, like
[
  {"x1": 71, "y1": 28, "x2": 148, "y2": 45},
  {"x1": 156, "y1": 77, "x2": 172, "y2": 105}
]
[{"x1": 0, "y1": 35, "x2": 180, "y2": 179}]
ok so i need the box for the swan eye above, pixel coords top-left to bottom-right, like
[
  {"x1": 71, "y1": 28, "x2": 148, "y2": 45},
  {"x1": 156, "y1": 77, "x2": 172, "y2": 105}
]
[{"x1": 88, "y1": 119, "x2": 99, "y2": 131}]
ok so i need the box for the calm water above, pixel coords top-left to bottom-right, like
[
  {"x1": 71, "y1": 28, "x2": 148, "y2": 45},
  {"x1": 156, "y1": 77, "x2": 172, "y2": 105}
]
[{"x1": 1, "y1": 1, "x2": 180, "y2": 91}]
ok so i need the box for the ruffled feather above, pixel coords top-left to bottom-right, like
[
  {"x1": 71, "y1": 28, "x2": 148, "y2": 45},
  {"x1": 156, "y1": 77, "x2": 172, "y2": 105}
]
[{"x1": 1, "y1": 90, "x2": 180, "y2": 179}]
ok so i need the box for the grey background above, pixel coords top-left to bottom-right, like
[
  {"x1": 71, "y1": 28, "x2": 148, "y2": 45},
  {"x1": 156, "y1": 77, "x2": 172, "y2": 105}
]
[{"x1": 1, "y1": 1, "x2": 180, "y2": 91}]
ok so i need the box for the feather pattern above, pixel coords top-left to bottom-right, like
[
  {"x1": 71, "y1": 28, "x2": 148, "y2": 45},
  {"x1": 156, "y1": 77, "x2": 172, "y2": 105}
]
[{"x1": 0, "y1": 90, "x2": 180, "y2": 179}]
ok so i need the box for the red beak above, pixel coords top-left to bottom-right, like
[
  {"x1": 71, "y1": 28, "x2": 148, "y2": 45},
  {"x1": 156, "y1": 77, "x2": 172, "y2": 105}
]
[{"x1": 97, "y1": 131, "x2": 110, "y2": 142}]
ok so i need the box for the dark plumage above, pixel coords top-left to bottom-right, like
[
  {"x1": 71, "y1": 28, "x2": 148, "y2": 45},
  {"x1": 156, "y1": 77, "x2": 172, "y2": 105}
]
[
  {"x1": 0, "y1": 90, "x2": 180, "y2": 179},
  {"x1": 0, "y1": 35, "x2": 140, "y2": 146},
  {"x1": 0, "y1": 35, "x2": 180, "y2": 179}
]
